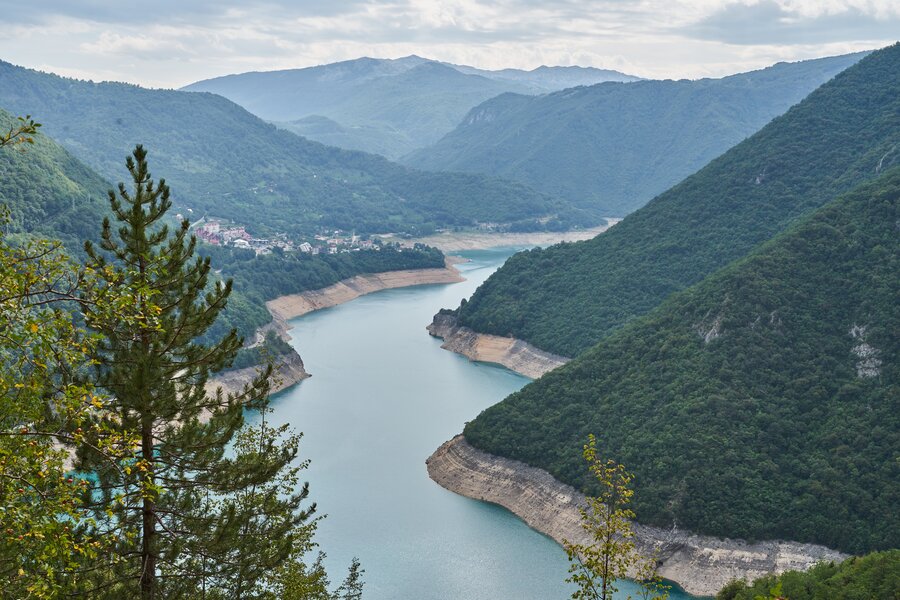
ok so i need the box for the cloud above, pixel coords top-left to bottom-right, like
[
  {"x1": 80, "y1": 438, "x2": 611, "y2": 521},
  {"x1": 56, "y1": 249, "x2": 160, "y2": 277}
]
[
  {"x1": 684, "y1": 0, "x2": 900, "y2": 45},
  {"x1": 0, "y1": 0, "x2": 373, "y2": 26},
  {"x1": 0, "y1": 0, "x2": 894, "y2": 88}
]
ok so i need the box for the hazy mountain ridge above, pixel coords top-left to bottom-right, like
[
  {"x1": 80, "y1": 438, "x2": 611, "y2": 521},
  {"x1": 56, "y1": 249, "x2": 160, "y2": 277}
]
[
  {"x1": 451, "y1": 44, "x2": 900, "y2": 357},
  {"x1": 183, "y1": 55, "x2": 637, "y2": 157},
  {"x1": 404, "y1": 52, "x2": 867, "y2": 216}
]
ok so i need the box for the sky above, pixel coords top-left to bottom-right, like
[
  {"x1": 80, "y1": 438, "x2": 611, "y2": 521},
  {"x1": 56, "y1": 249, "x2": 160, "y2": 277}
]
[{"x1": 1, "y1": 0, "x2": 898, "y2": 88}]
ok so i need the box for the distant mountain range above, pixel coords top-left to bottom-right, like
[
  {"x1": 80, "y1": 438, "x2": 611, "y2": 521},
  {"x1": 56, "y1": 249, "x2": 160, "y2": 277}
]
[
  {"x1": 183, "y1": 56, "x2": 639, "y2": 157},
  {"x1": 0, "y1": 60, "x2": 589, "y2": 238},
  {"x1": 404, "y1": 52, "x2": 866, "y2": 216}
]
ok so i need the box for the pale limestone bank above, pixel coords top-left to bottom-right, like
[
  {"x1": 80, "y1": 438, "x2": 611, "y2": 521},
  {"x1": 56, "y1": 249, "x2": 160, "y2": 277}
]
[
  {"x1": 267, "y1": 260, "x2": 464, "y2": 321},
  {"x1": 401, "y1": 219, "x2": 621, "y2": 252},
  {"x1": 207, "y1": 349, "x2": 309, "y2": 398},
  {"x1": 427, "y1": 313, "x2": 569, "y2": 379},
  {"x1": 207, "y1": 316, "x2": 309, "y2": 397},
  {"x1": 427, "y1": 435, "x2": 847, "y2": 597}
]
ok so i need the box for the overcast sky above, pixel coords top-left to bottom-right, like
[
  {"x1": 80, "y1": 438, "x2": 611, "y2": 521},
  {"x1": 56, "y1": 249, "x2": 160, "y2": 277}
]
[{"x1": 2, "y1": 0, "x2": 897, "y2": 88}]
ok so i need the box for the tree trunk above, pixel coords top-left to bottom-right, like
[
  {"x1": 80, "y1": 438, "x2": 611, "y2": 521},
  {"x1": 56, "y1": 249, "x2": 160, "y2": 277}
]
[{"x1": 140, "y1": 421, "x2": 156, "y2": 600}]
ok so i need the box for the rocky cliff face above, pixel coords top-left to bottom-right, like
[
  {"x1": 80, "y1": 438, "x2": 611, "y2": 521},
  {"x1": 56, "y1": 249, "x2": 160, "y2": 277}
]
[
  {"x1": 427, "y1": 313, "x2": 569, "y2": 379},
  {"x1": 427, "y1": 435, "x2": 847, "y2": 597}
]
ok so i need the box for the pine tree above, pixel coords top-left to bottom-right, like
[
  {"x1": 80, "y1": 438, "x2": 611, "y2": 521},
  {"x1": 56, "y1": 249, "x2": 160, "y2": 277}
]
[{"x1": 76, "y1": 145, "x2": 313, "y2": 599}]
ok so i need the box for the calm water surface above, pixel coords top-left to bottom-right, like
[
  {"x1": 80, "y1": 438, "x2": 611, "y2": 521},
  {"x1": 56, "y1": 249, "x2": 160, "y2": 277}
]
[{"x1": 267, "y1": 249, "x2": 693, "y2": 600}]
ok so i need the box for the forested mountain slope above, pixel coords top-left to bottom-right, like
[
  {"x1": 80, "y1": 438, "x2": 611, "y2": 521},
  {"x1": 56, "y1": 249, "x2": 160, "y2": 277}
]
[
  {"x1": 0, "y1": 109, "x2": 110, "y2": 248},
  {"x1": 184, "y1": 56, "x2": 636, "y2": 157},
  {"x1": 0, "y1": 60, "x2": 582, "y2": 237},
  {"x1": 404, "y1": 52, "x2": 864, "y2": 216},
  {"x1": 717, "y1": 550, "x2": 900, "y2": 600},
  {"x1": 465, "y1": 168, "x2": 900, "y2": 555},
  {"x1": 453, "y1": 43, "x2": 900, "y2": 357}
]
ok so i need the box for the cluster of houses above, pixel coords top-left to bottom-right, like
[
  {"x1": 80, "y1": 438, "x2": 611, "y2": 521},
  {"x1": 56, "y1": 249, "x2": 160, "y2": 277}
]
[
  {"x1": 310, "y1": 233, "x2": 377, "y2": 255},
  {"x1": 191, "y1": 220, "x2": 293, "y2": 255},
  {"x1": 190, "y1": 219, "x2": 382, "y2": 256}
]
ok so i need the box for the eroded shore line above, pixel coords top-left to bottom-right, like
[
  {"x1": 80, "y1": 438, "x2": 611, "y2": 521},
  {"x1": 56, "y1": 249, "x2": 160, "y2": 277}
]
[
  {"x1": 266, "y1": 259, "x2": 464, "y2": 322},
  {"x1": 401, "y1": 219, "x2": 621, "y2": 252},
  {"x1": 210, "y1": 260, "x2": 465, "y2": 396},
  {"x1": 427, "y1": 434, "x2": 847, "y2": 597},
  {"x1": 427, "y1": 313, "x2": 569, "y2": 379}
]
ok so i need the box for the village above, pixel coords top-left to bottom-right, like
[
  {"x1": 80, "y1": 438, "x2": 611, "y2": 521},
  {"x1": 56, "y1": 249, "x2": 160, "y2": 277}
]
[{"x1": 186, "y1": 216, "x2": 382, "y2": 256}]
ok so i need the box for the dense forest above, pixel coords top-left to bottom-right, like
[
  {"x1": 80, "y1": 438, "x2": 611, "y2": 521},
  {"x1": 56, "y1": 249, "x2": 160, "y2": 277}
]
[
  {"x1": 716, "y1": 550, "x2": 900, "y2": 600},
  {"x1": 465, "y1": 169, "x2": 900, "y2": 554},
  {"x1": 405, "y1": 52, "x2": 863, "y2": 216},
  {"x1": 0, "y1": 109, "x2": 110, "y2": 248},
  {"x1": 454, "y1": 43, "x2": 900, "y2": 357},
  {"x1": 0, "y1": 60, "x2": 588, "y2": 237}
]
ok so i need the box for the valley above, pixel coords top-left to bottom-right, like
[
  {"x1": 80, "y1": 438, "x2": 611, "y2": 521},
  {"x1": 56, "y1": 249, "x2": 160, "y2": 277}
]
[{"x1": 1, "y1": 17, "x2": 897, "y2": 599}]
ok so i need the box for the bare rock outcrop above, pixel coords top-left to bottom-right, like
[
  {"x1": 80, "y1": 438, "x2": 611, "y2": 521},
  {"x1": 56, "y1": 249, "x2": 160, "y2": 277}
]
[
  {"x1": 427, "y1": 435, "x2": 847, "y2": 597},
  {"x1": 427, "y1": 313, "x2": 569, "y2": 379}
]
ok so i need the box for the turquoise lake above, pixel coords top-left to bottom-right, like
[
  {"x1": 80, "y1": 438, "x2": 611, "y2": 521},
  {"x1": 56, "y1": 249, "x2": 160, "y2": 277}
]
[{"x1": 267, "y1": 248, "x2": 694, "y2": 600}]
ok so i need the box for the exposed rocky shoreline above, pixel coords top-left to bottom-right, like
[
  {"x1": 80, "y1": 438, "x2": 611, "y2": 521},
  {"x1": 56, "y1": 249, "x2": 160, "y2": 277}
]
[
  {"x1": 208, "y1": 312, "x2": 310, "y2": 397},
  {"x1": 402, "y1": 219, "x2": 621, "y2": 252},
  {"x1": 427, "y1": 435, "x2": 847, "y2": 597},
  {"x1": 427, "y1": 313, "x2": 569, "y2": 379},
  {"x1": 266, "y1": 259, "x2": 464, "y2": 321}
]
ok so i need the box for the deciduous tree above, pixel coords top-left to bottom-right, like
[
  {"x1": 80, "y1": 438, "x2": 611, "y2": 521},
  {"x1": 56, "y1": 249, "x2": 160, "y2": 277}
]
[{"x1": 564, "y1": 434, "x2": 668, "y2": 600}]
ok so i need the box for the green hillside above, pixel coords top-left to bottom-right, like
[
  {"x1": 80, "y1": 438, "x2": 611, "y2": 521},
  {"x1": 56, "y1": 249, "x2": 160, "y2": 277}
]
[
  {"x1": 0, "y1": 118, "x2": 453, "y2": 341},
  {"x1": 185, "y1": 56, "x2": 636, "y2": 158},
  {"x1": 404, "y1": 52, "x2": 864, "y2": 216},
  {"x1": 453, "y1": 43, "x2": 900, "y2": 357},
  {"x1": 0, "y1": 60, "x2": 583, "y2": 238},
  {"x1": 465, "y1": 169, "x2": 900, "y2": 554},
  {"x1": 717, "y1": 550, "x2": 900, "y2": 600},
  {"x1": 0, "y1": 109, "x2": 110, "y2": 248},
  {"x1": 277, "y1": 115, "x2": 412, "y2": 158}
]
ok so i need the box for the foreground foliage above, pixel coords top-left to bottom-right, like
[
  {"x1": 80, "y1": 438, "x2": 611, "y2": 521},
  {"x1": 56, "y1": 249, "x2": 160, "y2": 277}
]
[
  {"x1": 565, "y1": 435, "x2": 668, "y2": 600},
  {"x1": 0, "y1": 120, "x2": 136, "y2": 597},
  {"x1": 0, "y1": 123, "x2": 365, "y2": 596},
  {"x1": 466, "y1": 168, "x2": 900, "y2": 554},
  {"x1": 455, "y1": 43, "x2": 900, "y2": 357},
  {"x1": 716, "y1": 550, "x2": 900, "y2": 600}
]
